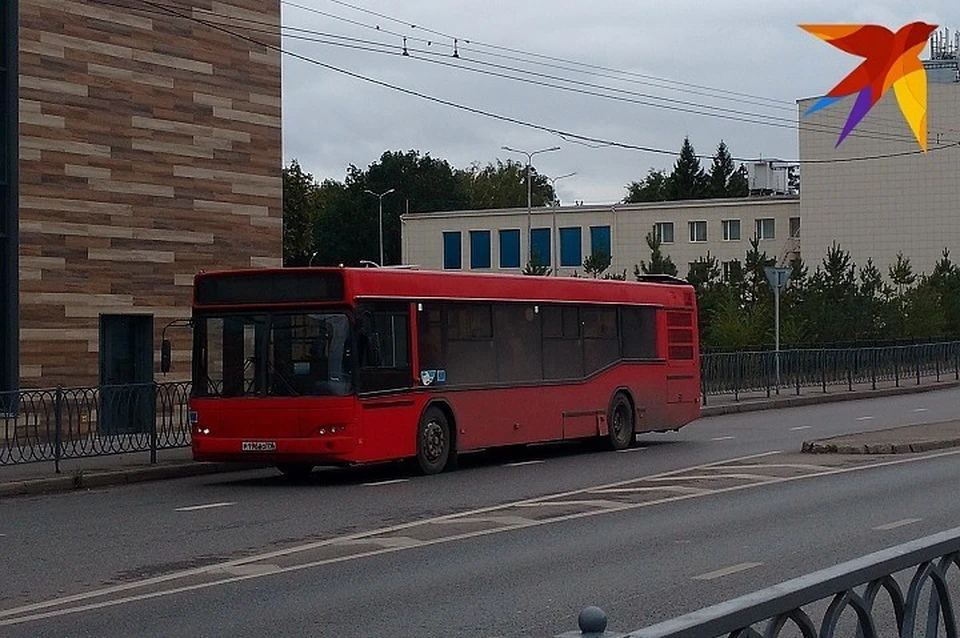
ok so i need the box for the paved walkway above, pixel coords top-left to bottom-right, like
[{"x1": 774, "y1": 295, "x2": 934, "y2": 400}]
[{"x1": 2, "y1": 376, "x2": 959, "y2": 498}]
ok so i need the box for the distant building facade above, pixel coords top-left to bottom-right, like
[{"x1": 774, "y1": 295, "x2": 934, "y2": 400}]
[
  {"x1": 2, "y1": 0, "x2": 282, "y2": 392},
  {"x1": 401, "y1": 197, "x2": 800, "y2": 280},
  {"x1": 799, "y1": 47, "x2": 960, "y2": 277}
]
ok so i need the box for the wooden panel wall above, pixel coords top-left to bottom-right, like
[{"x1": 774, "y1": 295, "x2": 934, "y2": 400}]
[{"x1": 17, "y1": 0, "x2": 282, "y2": 387}]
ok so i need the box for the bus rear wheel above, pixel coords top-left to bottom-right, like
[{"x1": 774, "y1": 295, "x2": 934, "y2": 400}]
[
  {"x1": 277, "y1": 463, "x2": 314, "y2": 481},
  {"x1": 416, "y1": 407, "x2": 453, "y2": 475},
  {"x1": 607, "y1": 392, "x2": 635, "y2": 451}
]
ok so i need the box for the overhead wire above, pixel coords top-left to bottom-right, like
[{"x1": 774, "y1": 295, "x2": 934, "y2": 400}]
[
  {"x1": 98, "y1": 0, "x2": 960, "y2": 165},
  {"x1": 296, "y1": 0, "x2": 960, "y2": 137},
  {"x1": 194, "y1": 2, "x2": 954, "y2": 146}
]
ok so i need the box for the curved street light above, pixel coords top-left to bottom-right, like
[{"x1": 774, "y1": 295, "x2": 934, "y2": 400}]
[
  {"x1": 546, "y1": 172, "x2": 577, "y2": 276},
  {"x1": 364, "y1": 188, "x2": 395, "y2": 266},
  {"x1": 501, "y1": 146, "x2": 560, "y2": 265}
]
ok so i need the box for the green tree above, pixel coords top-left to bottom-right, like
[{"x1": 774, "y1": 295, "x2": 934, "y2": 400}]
[
  {"x1": 458, "y1": 159, "x2": 554, "y2": 209},
  {"x1": 803, "y1": 243, "x2": 860, "y2": 344},
  {"x1": 623, "y1": 168, "x2": 669, "y2": 203},
  {"x1": 637, "y1": 229, "x2": 678, "y2": 276},
  {"x1": 582, "y1": 250, "x2": 612, "y2": 278},
  {"x1": 706, "y1": 141, "x2": 736, "y2": 198},
  {"x1": 282, "y1": 159, "x2": 320, "y2": 266},
  {"x1": 665, "y1": 136, "x2": 708, "y2": 200},
  {"x1": 727, "y1": 164, "x2": 749, "y2": 197},
  {"x1": 888, "y1": 251, "x2": 916, "y2": 296},
  {"x1": 928, "y1": 248, "x2": 960, "y2": 337}
]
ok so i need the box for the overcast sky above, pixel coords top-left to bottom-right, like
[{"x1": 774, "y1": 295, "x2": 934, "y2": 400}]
[{"x1": 278, "y1": 1, "x2": 958, "y2": 206}]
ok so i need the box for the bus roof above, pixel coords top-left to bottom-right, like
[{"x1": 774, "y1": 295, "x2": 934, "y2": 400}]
[{"x1": 193, "y1": 267, "x2": 696, "y2": 310}]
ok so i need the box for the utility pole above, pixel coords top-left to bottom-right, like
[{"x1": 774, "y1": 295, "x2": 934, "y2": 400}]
[{"x1": 365, "y1": 188, "x2": 395, "y2": 266}]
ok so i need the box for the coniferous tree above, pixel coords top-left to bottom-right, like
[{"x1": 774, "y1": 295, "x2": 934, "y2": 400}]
[
  {"x1": 637, "y1": 229, "x2": 678, "y2": 276},
  {"x1": 707, "y1": 141, "x2": 736, "y2": 198},
  {"x1": 665, "y1": 137, "x2": 708, "y2": 200}
]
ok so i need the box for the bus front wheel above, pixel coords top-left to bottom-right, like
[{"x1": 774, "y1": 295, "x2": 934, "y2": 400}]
[
  {"x1": 607, "y1": 393, "x2": 635, "y2": 451},
  {"x1": 416, "y1": 407, "x2": 453, "y2": 475}
]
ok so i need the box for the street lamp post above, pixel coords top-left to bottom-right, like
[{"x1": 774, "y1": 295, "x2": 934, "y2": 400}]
[
  {"x1": 501, "y1": 145, "x2": 559, "y2": 266},
  {"x1": 546, "y1": 172, "x2": 576, "y2": 277},
  {"x1": 364, "y1": 188, "x2": 395, "y2": 266}
]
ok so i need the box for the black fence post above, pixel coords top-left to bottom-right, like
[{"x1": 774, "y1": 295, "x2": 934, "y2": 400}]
[
  {"x1": 936, "y1": 345, "x2": 941, "y2": 382},
  {"x1": 820, "y1": 349, "x2": 826, "y2": 393},
  {"x1": 895, "y1": 347, "x2": 900, "y2": 387},
  {"x1": 795, "y1": 352, "x2": 801, "y2": 396},
  {"x1": 847, "y1": 355, "x2": 853, "y2": 391},
  {"x1": 735, "y1": 352, "x2": 741, "y2": 402},
  {"x1": 765, "y1": 352, "x2": 771, "y2": 399},
  {"x1": 871, "y1": 348, "x2": 877, "y2": 390},
  {"x1": 956, "y1": 343, "x2": 959, "y2": 381},
  {"x1": 150, "y1": 383, "x2": 158, "y2": 464},
  {"x1": 54, "y1": 385, "x2": 63, "y2": 474},
  {"x1": 915, "y1": 345, "x2": 920, "y2": 386}
]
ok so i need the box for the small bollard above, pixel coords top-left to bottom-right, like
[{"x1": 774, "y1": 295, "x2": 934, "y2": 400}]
[
  {"x1": 556, "y1": 606, "x2": 628, "y2": 637},
  {"x1": 579, "y1": 606, "x2": 608, "y2": 634}
]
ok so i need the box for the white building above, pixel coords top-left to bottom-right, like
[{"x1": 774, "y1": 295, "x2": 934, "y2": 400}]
[{"x1": 401, "y1": 196, "x2": 800, "y2": 279}]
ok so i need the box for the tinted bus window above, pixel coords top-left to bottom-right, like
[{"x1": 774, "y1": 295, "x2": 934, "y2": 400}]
[
  {"x1": 542, "y1": 305, "x2": 583, "y2": 380},
  {"x1": 494, "y1": 303, "x2": 542, "y2": 383},
  {"x1": 621, "y1": 306, "x2": 658, "y2": 359},
  {"x1": 444, "y1": 304, "x2": 496, "y2": 385},
  {"x1": 582, "y1": 306, "x2": 619, "y2": 374}
]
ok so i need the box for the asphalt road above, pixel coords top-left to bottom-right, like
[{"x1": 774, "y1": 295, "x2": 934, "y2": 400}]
[{"x1": 2, "y1": 386, "x2": 960, "y2": 636}]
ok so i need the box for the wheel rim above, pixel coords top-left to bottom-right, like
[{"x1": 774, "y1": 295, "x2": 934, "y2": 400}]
[
  {"x1": 422, "y1": 420, "x2": 446, "y2": 464},
  {"x1": 613, "y1": 404, "x2": 629, "y2": 442}
]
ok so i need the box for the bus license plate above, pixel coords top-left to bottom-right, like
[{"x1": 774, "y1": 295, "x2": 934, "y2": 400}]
[{"x1": 241, "y1": 441, "x2": 276, "y2": 452}]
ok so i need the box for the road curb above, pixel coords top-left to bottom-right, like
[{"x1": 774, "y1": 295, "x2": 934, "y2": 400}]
[
  {"x1": 800, "y1": 438, "x2": 960, "y2": 455},
  {"x1": 0, "y1": 461, "x2": 267, "y2": 498},
  {"x1": 701, "y1": 379, "x2": 960, "y2": 417}
]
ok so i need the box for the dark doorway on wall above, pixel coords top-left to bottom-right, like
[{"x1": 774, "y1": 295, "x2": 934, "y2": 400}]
[{"x1": 99, "y1": 315, "x2": 155, "y2": 435}]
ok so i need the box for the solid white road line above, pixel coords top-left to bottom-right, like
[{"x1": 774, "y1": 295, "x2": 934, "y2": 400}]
[
  {"x1": 874, "y1": 518, "x2": 922, "y2": 531},
  {"x1": 504, "y1": 460, "x2": 545, "y2": 467},
  {"x1": 711, "y1": 436, "x2": 736, "y2": 441},
  {"x1": 361, "y1": 479, "x2": 409, "y2": 487},
  {"x1": 694, "y1": 562, "x2": 763, "y2": 581},
  {"x1": 855, "y1": 416, "x2": 874, "y2": 421},
  {"x1": 174, "y1": 502, "x2": 235, "y2": 512},
  {"x1": 789, "y1": 426, "x2": 812, "y2": 431}
]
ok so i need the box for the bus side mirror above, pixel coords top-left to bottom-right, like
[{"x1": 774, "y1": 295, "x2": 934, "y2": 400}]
[{"x1": 161, "y1": 339, "x2": 172, "y2": 374}]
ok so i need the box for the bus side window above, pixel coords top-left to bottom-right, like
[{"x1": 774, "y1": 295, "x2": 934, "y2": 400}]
[{"x1": 621, "y1": 306, "x2": 658, "y2": 359}]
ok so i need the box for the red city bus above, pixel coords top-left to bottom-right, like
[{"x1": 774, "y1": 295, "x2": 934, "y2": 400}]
[{"x1": 185, "y1": 267, "x2": 701, "y2": 478}]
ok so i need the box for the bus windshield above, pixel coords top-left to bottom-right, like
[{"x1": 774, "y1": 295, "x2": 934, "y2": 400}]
[{"x1": 193, "y1": 312, "x2": 353, "y2": 398}]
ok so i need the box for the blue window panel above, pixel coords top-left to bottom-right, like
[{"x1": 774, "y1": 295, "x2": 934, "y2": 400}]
[
  {"x1": 443, "y1": 231, "x2": 461, "y2": 269},
  {"x1": 559, "y1": 227, "x2": 582, "y2": 267},
  {"x1": 470, "y1": 230, "x2": 491, "y2": 269},
  {"x1": 590, "y1": 225, "x2": 611, "y2": 257},
  {"x1": 530, "y1": 228, "x2": 551, "y2": 266},
  {"x1": 499, "y1": 229, "x2": 520, "y2": 268}
]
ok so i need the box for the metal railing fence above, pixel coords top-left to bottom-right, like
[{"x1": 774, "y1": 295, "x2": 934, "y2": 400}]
[
  {"x1": 701, "y1": 341, "x2": 960, "y2": 404},
  {"x1": 0, "y1": 381, "x2": 191, "y2": 472},
  {"x1": 560, "y1": 526, "x2": 960, "y2": 637}
]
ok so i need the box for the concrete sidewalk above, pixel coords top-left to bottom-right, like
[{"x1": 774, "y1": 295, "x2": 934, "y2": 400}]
[
  {"x1": 0, "y1": 447, "x2": 266, "y2": 499},
  {"x1": 2, "y1": 378, "x2": 959, "y2": 499}
]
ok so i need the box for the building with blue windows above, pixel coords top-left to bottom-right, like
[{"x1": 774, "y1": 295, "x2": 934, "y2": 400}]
[{"x1": 401, "y1": 196, "x2": 800, "y2": 280}]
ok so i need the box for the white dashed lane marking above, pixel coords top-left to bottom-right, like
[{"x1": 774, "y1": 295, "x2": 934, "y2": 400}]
[
  {"x1": 362, "y1": 479, "x2": 409, "y2": 487},
  {"x1": 504, "y1": 460, "x2": 545, "y2": 467},
  {"x1": 175, "y1": 502, "x2": 236, "y2": 512},
  {"x1": 789, "y1": 426, "x2": 812, "y2": 431},
  {"x1": 874, "y1": 518, "x2": 922, "y2": 531},
  {"x1": 693, "y1": 562, "x2": 763, "y2": 581},
  {"x1": 912, "y1": 408, "x2": 928, "y2": 413},
  {"x1": 711, "y1": 436, "x2": 736, "y2": 441},
  {"x1": 617, "y1": 447, "x2": 647, "y2": 453},
  {"x1": 855, "y1": 416, "x2": 874, "y2": 421}
]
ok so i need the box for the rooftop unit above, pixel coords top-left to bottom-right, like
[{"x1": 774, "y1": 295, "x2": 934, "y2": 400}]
[
  {"x1": 746, "y1": 160, "x2": 795, "y2": 196},
  {"x1": 925, "y1": 28, "x2": 959, "y2": 83}
]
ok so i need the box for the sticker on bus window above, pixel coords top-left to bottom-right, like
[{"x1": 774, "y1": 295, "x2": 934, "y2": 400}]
[
  {"x1": 420, "y1": 370, "x2": 437, "y2": 385},
  {"x1": 437, "y1": 370, "x2": 446, "y2": 383}
]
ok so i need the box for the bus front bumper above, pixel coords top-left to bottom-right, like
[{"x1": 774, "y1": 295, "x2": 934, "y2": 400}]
[{"x1": 192, "y1": 434, "x2": 358, "y2": 463}]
